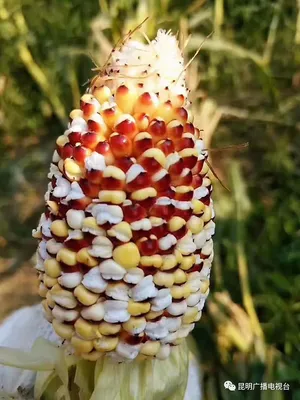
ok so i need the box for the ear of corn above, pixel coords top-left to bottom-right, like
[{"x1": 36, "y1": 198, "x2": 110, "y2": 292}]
[{"x1": 33, "y1": 29, "x2": 215, "y2": 362}]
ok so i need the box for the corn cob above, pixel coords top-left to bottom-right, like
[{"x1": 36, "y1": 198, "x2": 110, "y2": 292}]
[{"x1": 33, "y1": 29, "x2": 215, "y2": 362}]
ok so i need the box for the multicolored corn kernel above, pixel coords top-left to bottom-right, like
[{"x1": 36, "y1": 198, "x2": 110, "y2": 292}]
[{"x1": 33, "y1": 29, "x2": 215, "y2": 362}]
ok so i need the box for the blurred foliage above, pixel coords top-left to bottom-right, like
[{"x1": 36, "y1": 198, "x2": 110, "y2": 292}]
[{"x1": 0, "y1": 0, "x2": 300, "y2": 399}]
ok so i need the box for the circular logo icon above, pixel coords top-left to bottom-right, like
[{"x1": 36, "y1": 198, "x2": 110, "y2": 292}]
[{"x1": 224, "y1": 380, "x2": 236, "y2": 391}]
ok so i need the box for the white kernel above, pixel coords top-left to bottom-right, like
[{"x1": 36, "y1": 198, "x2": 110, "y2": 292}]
[
  {"x1": 88, "y1": 236, "x2": 113, "y2": 259},
  {"x1": 91, "y1": 204, "x2": 123, "y2": 225},
  {"x1": 66, "y1": 209, "x2": 85, "y2": 230},
  {"x1": 52, "y1": 305, "x2": 79, "y2": 322},
  {"x1": 145, "y1": 318, "x2": 169, "y2": 340},
  {"x1": 126, "y1": 164, "x2": 146, "y2": 184},
  {"x1": 129, "y1": 276, "x2": 158, "y2": 302},
  {"x1": 193, "y1": 187, "x2": 209, "y2": 200},
  {"x1": 99, "y1": 259, "x2": 126, "y2": 280},
  {"x1": 158, "y1": 234, "x2": 177, "y2": 251},
  {"x1": 65, "y1": 182, "x2": 85, "y2": 201},
  {"x1": 115, "y1": 341, "x2": 140, "y2": 360},
  {"x1": 85, "y1": 152, "x2": 106, "y2": 171},
  {"x1": 167, "y1": 300, "x2": 187, "y2": 316},
  {"x1": 82, "y1": 268, "x2": 108, "y2": 293},
  {"x1": 81, "y1": 302, "x2": 105, "y2": 321},
  {"x1": 104, "y1": 300, "x2": 130, "y2": 323},
  {"x1": 105, "y1": 282, "x2": 130, "y2": 301},
  {"x1": 52, "y1": 177, "x2": 71, "y2": 198},
  {"x1": 58, "y1": 272, "x2": 83, "y2": 289},
  {"x1": 124, "y1": 268, "x2": 144, "y2": 284},
  {"x1": 151, "y1": 288, "x2": 172, "y2": 311},
  {"x1": 130, "y1": 218, "x2": 152, "y2": 231}
]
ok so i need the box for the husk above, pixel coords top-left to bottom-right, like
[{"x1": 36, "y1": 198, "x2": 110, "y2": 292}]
[{"x1": 0, "y1": 339, "x2": 189, "y2": 400}]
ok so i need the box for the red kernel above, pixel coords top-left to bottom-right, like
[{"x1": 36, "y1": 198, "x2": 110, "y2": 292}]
[{"x1": 109, "y1": 134, "x2": 132, "y2": 158}]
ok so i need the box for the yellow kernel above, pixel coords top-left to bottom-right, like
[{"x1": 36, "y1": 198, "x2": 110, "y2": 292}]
[
  {"x1": 200, "y1": 161, "x2": 210, "y2": 175},
  {"x1": 134, "y1": 131, "x2": 152, "y2": 143},
  {"x1": 175, "y1": 185, "x2": 194, "y2": 194},
  {"x1": 174, "y1": 250, "x2": 183, "y2": 264},
  {"x1": 194, "y1": 311, "x2": 202, "y2": 322},
  {"x1": 128, "y1": 301, "x2": 151, "y2": 316},
  {"x1": 93, "y1": 86, "x2": 112, "y2": 104},
  {"x1": 82, "y1": 217, "x2": 105, "y2": 235},
  {"x1": 44, "y1": 258, "x2": 61, "y2": 278},
  {"x1": 153, "y1": 272, "x2": 174, "y2": 288},
  {"x1": 74, "y1": 318, "x2": 101, "y2": 340},
  {"x1": 41, "y1": 300, "x2": 53, "y2": 321},
  {"x1": 200, "y1": 279, "x2": 210, "y2": 294},
  {"x1": 140, "y1": 255, "x2": 162, "y2": 268},
  {"x1": 93, "y1": 336, "x2": 118, "y2": 352},
  {"x1": 149, "y1": 217, "x2": 165, "y2": 227},
  {"x1": 38, "y1": 283, "x2": 48, "y2": 298},
  {"x1": 202, "y1": 206, "x2": 212, "y2": 223},
  {"x1": 187, "y1": 216, "x2": 204, "y2": 234},
  {"x1": 98, "y1": 190, "x2": 126, "y2": 204},
  {"x1": 179, "y1": 148, "x2": 198, "y2": 159},
  {"x1": 134, "y1": 93, "x2": 159, "y2": 115},
  {"x1": 64, "y1": 158, "x2": 84, "y2": 181},
  {"x1": 107, "y1": 222, "x2": 132, "y2": 242},
  {"x1": 183, "y1": 283, "x2": 192, "y2": 298},
  {"x1": 180, "y1": 255, "x2": 196, "y2": 271},
  {"x1": 71, "y1": 335, "x2": 94, "y2": 354},
  {"x1": 203, "y1": 177, "x2": 211, "y2": 187},
  {"x1": 183, "y1": 307, "x2": 198, "y2": 324},
  {"x1": 76, "y1": 248, "x2": 98, "y2": 267},
  {"x1": 103, "y1": 166, "x2": 126, "y2": 180},
  {"x1": 43, "y1": 275, "x2": 58, "y2": 288},
  {"x1": 113, "y1": 243, "x2": 140, "y2": 269},
  {"x1": 98, "y1": 322, "x2": 121, "y2": 336},
  {"x1": 56, "y1": 248, "x2": 77, "y2": 266},
  {"x1": 56, "y1": 135, "x2": 69, "y2": 147},
  {"x1": 82, "y1": 216, "x2": 97, "y2": 228},
  {"x1": 46, "y1": 291, "x2": 55, "y2": 308},
  {"x1": 47, "y1": 201, "x2": 59, "y2": 215},
  {"x1": 145, "y1": 311, "x2": 163, "y2": 320},
  {"x1": 51, "y1": 220, "x2": 69, "y2": 237},
  {"x1": 161, "y1": 254, "x2": 177, "y2": 271},
  {"x1": 133, "y1": 114, "x2": 149, "y2": 131},
  {"x1": 81, "y1": 93, "x2": 95, "y2": 103},
  {"x1": 74, "y1": 284, "x2": 100, "y2": 306},
  {"x1": 142, "y1": 148, "x2": 166, "y2": 167},
  {"x1": 140, "y1": 341, "x2": 161, "y2": 356},
  {"x1": 152, "y1": 104, "x2": 174, "y2": 124},
  {"x1": 131, "y1": 187, "x2": 157, "y2": 201},
  {"x1": 69, "y1": 109, "x2": 83, "y2": 120},
  {"x1": 122, "y1": 317, "x2": 146, "y2": 334},
  {"x1": 171, "y1": 285, "x2": 185, "y2": 299},
  {"x1": 168, "y1": 217, "x2": 186, "y2": 233},
  {"x1": 192, "y1": 199, "x2": 205, "y2": 215},
  {"x1": 174, "y1": 269, "x2": 187, "y2": 284},
  {"x1": 115, "y1": 86, "x2": 138, "y2": 114},
  {"x1": 102, "y1": 106, "x2": 122, "y2": 129},
  {"x1": 52, "y1": 319, "x2": 74, "y2": 340},
  {"x1": 32, "y1": 228, "x2": 42, "y2": 239}
]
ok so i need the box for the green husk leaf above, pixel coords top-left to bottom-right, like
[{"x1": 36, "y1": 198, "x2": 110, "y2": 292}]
[{"x1": 0, "y1": 338, "x2": 189, "y2": 400}]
